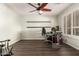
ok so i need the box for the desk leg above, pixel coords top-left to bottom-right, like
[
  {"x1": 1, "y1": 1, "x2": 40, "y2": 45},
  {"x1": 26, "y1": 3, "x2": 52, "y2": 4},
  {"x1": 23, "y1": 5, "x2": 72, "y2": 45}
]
[{"x1": 0, "y1": 47, "x2": 2, "y2": 56}]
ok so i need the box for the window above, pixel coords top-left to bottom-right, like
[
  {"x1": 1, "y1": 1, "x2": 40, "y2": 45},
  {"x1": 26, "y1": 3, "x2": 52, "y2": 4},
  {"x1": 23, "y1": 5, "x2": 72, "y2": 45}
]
[
  {"x1": 67, "y1": 14, "x2": 71, "y2": 34},
  {"x1": 73, "y1": 28, "x2": 79, "y2": 35},
  {"x1": 64, "y1": 16, "x2": 66, "y2": 34},
  {"x1": 73, "y1": 11, "x2": 79, "y2": 35},
  {"x1": 64, "y1": 14, "x2": 71, "y2": 35},
  {"x1": 63, "y1": 10, "x2": 79, "y2": 36}
]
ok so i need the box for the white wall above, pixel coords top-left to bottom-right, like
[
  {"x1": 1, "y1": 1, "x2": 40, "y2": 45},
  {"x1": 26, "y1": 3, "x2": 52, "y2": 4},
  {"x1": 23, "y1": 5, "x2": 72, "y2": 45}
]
[
  {"x1": 58, "y1": 4, "x2": 79, "y2": 50},
  {"x1": 50, "y1": 16, "x2": 59, "y2": 27},
  {"x1": 0, "y1": 3, "x2": 58, "y2": 43},
  {"x1": 0, "y1": 4, "x2": 22, "y2": 45},
  {"x1": 21, "y1": 15, "x2": 58, "y2": 40}
]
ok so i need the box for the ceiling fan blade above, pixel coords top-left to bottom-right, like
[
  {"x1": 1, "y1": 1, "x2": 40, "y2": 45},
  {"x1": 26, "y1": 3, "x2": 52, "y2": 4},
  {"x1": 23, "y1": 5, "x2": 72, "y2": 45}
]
[
  {"x1": 29, "y1": 10, "x2": 37, "y2": 13},
  {"x1": 28, "y1": 3, "x2": 37, "y2": 8},
  {"x1": 41, "y1": 8, "x2": 51, "y2": 11},
  {"x1": 37, "y1": 3, "x2": 48, "y2": 10}
]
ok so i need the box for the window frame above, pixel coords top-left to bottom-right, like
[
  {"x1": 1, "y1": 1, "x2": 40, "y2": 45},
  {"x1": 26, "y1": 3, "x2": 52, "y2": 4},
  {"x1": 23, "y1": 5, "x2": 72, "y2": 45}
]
[{"x1": 63, "y1": 10, "x2": 79, "y2": 36}]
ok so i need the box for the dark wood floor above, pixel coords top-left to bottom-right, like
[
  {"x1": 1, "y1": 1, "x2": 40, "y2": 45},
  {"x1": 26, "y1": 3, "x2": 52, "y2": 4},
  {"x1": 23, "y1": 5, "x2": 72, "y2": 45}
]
[{"x1": 12, "y1": 40, "x2": 79, "y2": 56}]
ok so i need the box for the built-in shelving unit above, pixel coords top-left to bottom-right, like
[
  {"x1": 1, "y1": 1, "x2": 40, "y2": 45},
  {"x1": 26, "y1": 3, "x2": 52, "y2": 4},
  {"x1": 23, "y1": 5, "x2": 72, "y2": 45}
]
[{"x1": 26, "y1": 21, "x2": 51, "y2": 28}]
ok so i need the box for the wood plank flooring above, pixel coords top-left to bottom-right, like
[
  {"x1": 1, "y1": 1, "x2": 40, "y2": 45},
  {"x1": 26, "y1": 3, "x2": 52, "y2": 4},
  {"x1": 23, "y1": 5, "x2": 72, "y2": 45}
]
[{"x1": 12, "y1": 40, "x2": 79, "y2": 56}]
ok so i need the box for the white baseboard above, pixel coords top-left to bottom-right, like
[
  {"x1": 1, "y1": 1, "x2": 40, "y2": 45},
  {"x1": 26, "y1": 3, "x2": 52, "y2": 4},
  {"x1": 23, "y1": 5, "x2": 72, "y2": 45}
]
[
  {"x1": 10, "y1": 39, "x2": 20, "y2": 45},
  {"x1": 64, "y1": 42, "x2": 79, "y2": 50},
  {"x1": 63, "y1": 35, "x2": 79, "y2": 50}
]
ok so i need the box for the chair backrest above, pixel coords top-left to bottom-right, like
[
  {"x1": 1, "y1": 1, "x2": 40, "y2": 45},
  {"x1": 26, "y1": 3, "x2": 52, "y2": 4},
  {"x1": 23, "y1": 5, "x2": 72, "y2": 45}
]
[
  {"x1": 5, "y1": 39, "x2": 10, "y2": 51},
  {"x1": 0, "y1": 39, "x2": 11, "y2": 56}
]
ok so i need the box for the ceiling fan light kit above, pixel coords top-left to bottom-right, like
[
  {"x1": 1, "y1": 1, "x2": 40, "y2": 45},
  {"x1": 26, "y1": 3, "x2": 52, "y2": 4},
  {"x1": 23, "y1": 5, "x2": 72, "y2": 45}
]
[{"x1": 39, "y1": 10, "x2": 43, "y2": 14}]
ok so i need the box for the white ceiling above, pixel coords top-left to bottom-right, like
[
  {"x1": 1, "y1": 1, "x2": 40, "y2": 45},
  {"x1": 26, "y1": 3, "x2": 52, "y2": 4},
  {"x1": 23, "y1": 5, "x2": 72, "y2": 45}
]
[{"x1": 6, "y1": 3, "x2": 71, "y2": 16}]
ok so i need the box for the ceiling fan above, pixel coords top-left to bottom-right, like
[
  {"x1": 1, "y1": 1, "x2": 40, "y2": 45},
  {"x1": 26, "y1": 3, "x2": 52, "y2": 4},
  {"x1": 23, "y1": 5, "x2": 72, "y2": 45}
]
[{"x1": 28, "y1": 3, "x2": 52, "y2": 15}]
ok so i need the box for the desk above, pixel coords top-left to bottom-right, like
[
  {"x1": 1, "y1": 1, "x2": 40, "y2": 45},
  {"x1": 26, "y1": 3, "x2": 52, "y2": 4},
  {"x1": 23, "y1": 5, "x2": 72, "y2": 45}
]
[
  {"x1": 44, "y1": 31, "x2": 62, "y2": 48},
  {"x1": 46, "y1": 33, "x2": 53, "y2": 36},
  {"x1": 45, "y1": 33, "x2": 54, "y2": 42}
]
